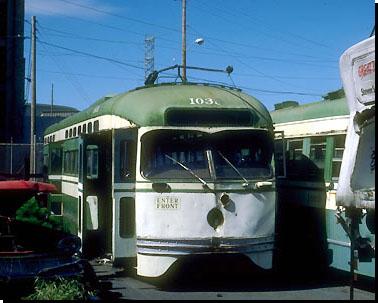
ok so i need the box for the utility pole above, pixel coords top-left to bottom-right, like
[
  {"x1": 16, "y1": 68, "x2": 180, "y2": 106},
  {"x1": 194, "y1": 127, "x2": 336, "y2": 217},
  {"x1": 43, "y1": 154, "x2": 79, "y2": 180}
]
[
  {"x1": 30, "y1": 16, "x2": 36, "y2": 178},
  {"x1": 51, "y1": 83, "x2": 54, "y2": 114},
  {"x1": 182, "y1": 0, "x2": 187, "y2": 81}
]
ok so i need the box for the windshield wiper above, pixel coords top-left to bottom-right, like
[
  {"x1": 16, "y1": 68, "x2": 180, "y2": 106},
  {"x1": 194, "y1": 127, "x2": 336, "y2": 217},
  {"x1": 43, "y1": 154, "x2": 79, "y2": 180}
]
[
  {"x1": 217, "y1": 151, "x2": 249, "y2": 188},
  {"x1": 164, "y1": 154, "x2": 214, "y2": 192}
]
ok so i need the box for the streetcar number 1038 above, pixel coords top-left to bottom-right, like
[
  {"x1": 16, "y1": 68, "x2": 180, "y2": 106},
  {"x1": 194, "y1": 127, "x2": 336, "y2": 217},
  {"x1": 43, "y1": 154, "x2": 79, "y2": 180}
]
[{"x1": 189, "y1": 97, "x2": 220, "y2": 105}]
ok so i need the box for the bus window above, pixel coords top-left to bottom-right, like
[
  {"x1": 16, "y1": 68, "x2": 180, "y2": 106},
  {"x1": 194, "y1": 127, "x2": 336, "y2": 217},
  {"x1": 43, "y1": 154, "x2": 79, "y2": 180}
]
[
  {"x1": 119, "y1": 197, "x2": 135, "y2": 238},
  {"x1": 309, "y1": 136, "x2": 326, "y2": 172},
  {"x1": 288, "y1": 139, "x2": 303, "y2": 160},
  {"x1": 73, "y1": 127, "x2": 77, "y2": 137},
  {"x1": 86, "y1": 145, "x2": 98, "y2": 179},
  {"x1": 88, "y1": 122, "x2": 93, "y2": 133},
  {"x1": 83, "y1": 124, "x2": 87, "y2": 134},
  {"x1": 65, "y1": 130, "x2": 68, "y2": 139},
  {"x1": 69, "y1": 128, "x2": 73, "y2": 138},
  {"x1": 332, "y1": 135, "x2": 346, "y2": 180},
  {"x1": 120, "y1": 140, "x2": 136, "y2": 181},
  {"x1": 78, "y1": 125, "x2": 82, "y2": 135}
]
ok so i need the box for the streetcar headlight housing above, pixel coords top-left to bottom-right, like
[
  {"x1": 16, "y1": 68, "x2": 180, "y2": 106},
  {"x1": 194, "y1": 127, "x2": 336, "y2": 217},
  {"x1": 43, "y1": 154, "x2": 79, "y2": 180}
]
[{"x1": 220, "y1": 192, "x2": 230, "y2": 207}]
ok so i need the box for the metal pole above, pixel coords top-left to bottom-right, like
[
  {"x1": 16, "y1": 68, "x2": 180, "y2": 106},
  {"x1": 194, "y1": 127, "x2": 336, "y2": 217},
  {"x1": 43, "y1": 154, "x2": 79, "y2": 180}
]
[
  {"x1": 349, "y1": 210, "x2": 359, "y2": 301},
  {"x1": 10, "y1": 137, "x2": 13, "y2": 175},
  {"x1": 30, "y1": 16, "x2": 36, "y2": 177},
  {"x1": 181, "y1": 0, "x2": 187, "y2": 81},
  {"x1": 51, "y1": 82, "x2": 54, "y2": 114}
]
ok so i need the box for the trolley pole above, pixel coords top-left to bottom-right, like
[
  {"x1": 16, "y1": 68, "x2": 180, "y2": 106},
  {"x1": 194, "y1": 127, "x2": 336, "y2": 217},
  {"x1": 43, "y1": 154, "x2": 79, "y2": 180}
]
[
  {"x1": 181, "y1": 0, "x2": 187, "y2": 81},
  {"x1": 30, "y1": 16, "x2": 37, "y2": 178}
]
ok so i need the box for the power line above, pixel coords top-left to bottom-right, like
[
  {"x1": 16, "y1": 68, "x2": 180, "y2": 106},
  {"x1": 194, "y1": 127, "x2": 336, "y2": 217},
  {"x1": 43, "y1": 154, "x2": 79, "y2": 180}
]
[
  {"x1": 37, "y1": 40, "x2": 144, "y2": 70},
  {"x1": 188, "y1": 24, "x2": 337, "y2": 93},
  {"x1": 37, "y1": 29, "x2": 92, "y2": 104},
  {"x1": 56, "y1": 0, "x2": 181, "y2": 33},
  {"x1": 38, "y1": 69, "x2": 144, "y2": 82},
  {"x1": 194, "y1": 0, "x2": 333, "y2": 51},
  {"x1": 27, "y1": 3, "x2": 181, "y2": 46},
  {"x1": 38, "y1": 24, "x2": 145, "y2": 47},
  {"x1": 188, "y1": 25, "x2": 300, "y2": 88},
  {"x1": 185, "y1": 74, "x2": 324, "y2": 97}
]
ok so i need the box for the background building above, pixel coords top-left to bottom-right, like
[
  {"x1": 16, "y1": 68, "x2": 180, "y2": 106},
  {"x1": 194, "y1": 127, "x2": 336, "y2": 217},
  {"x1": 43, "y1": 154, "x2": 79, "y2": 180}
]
[
  {"x1": 0, "y1": 0, "x2": 25, "y2": 143},
  {"x1": 23, "y1": 103, "x2": 79, "y2": 143}
]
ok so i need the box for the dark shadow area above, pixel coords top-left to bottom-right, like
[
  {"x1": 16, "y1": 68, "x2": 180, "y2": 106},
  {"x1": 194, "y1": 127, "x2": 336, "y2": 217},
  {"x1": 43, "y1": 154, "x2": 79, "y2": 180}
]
[
  {"x1": 274, "y1": 154, "x2": 331, "y2": 279},
  {"x1": 134, "y1": 254, "x2": 349, "y2": 293}
]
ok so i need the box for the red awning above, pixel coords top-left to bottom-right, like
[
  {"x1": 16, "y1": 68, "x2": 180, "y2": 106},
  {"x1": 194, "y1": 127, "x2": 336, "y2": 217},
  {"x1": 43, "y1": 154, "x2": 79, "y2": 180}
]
[{"x1": 0, "y1": 181, "x2": 57, "y2": 193}]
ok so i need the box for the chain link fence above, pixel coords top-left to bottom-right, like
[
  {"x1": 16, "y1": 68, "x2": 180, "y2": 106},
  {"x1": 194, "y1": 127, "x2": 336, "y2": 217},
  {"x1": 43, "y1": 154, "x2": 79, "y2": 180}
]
[{"x1": 0, "y1": 142, "x2": 44, "y2": 180}]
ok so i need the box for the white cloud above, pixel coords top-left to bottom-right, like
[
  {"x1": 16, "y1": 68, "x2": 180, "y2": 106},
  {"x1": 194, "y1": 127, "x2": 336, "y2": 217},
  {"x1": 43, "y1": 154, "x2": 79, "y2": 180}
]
[{"x1": 25, "y1": 0, "x2": 120, "y2": 18}]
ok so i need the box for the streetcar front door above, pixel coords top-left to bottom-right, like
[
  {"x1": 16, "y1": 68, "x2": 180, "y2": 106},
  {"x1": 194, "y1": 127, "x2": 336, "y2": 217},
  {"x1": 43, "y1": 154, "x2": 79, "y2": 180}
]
[
  {"x1": 112, "y1": 128, "x2": 137, "y2": 267},
  {"x1": 80, "y1": 130, "x2": 112, "y2": 258}
]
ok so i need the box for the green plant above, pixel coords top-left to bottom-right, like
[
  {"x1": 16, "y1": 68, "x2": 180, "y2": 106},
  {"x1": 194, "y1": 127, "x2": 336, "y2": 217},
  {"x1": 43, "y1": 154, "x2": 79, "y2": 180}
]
[
  {"x1": 15, "y1": 197, "x2": 62, "y2": 230},
  {"x1": 23, "y1": 277, "x2": 86, "y2": 300}
]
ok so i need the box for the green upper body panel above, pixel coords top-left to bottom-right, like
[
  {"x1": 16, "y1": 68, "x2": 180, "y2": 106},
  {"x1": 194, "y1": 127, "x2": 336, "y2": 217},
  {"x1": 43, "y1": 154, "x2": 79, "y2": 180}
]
[
  {"x1": 45, "y1": 83, "x2": 272, "y2": 135},
  {"x1": 270, "y1": 97, "x2": 349, "y2": 124}
]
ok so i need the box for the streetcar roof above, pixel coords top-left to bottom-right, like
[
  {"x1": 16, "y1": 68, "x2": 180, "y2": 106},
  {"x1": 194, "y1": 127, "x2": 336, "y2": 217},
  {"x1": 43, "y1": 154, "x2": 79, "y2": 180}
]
[
  {"x1": 45, "y1": 82, "x2": 272, "y2": 135},
  {"x1": 270, "y1": 97, "x2": 349, "y2": 124}
]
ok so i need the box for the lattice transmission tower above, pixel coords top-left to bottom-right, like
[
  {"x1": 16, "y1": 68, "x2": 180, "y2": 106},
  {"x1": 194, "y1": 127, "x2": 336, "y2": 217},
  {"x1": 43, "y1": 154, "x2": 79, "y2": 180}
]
[{"x1": 144, "y1": 36, "x2": 155, "y2": 80}]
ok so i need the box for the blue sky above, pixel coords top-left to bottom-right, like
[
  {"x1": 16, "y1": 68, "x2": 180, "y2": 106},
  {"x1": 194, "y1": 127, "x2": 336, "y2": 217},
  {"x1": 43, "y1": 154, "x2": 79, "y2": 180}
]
[{"x1": 24, "y1": 0, "x2": 375, "y2": 111}]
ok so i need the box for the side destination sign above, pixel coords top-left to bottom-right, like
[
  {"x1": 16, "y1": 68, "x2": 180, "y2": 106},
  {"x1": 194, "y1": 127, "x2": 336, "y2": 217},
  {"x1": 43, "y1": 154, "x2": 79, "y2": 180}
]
[
  {"x1": 353, "y1": 51, "x2": 375, "y2": 105},
  {"x1": 156, "y1": 196, "x2": 180, "y2": 210}
]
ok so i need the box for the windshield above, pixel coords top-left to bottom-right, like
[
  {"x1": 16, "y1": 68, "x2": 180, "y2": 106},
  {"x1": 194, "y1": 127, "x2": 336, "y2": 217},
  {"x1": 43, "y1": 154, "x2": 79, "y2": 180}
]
[{"x1": 141, "y1": 130, "x2": 273, "y2": 180}]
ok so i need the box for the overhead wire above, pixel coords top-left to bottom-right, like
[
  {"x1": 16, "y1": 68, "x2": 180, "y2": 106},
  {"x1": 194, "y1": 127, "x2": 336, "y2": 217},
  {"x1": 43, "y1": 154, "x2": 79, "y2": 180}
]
[
  {"x1": 36, "y1": 25, "x2": 93, "y2": 105},
  {"x1": 188, "y1": 24, "x2": 319, "y2": 92},
  {"x1": 37, "y1": 40, "x2": 145, "y2": 71},
  {"x1": 195, "y1": 0, "x2": 334, "y2": 52},
  {"x1": 56, "y1": 0, "x2": 181, "y2": 33}
]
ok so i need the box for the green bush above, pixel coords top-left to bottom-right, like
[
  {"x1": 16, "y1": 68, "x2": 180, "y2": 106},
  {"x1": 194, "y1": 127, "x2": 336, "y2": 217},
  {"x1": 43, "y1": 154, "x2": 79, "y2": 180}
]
[
  {"x1": 23, "y1": 277, "x2": 87, "y2": 300},
  {"x1": 15, "y1": 197, "x2": 62, "y2": 230}
]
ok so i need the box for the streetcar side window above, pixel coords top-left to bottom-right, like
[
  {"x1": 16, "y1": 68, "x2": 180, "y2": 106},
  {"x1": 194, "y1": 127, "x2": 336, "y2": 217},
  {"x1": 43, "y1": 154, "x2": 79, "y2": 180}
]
[
  {"x1": 86, "y1": 145, "x2": 99, "y2": 179},
  {"x1": 50, "y1": 200, "x2": 63, "y2": 216},
  {"x1": 119, "y1": 197, "x2": 135, "y2": 238},
  {"x1": 287, "y1": 139, "x2": 303, "y2": 160},
  {"x1": 94, "y1": 120, "x2": 99, "y2": 132},
  {"x1": 120, "y1": 140, "x2": 136, "y2": 181},
  {"x1": 332, "y1": 134, "x2": 346, "y2": 180},
  {"x1": 63, "y1": 150, "x2": 78, "y2": 175},
  {"x1": 50, "y1": 147, "x2": 62, "y2": 174},
  {"x1": 309, "y1": 136, "x2": 326, "y2": 174}
]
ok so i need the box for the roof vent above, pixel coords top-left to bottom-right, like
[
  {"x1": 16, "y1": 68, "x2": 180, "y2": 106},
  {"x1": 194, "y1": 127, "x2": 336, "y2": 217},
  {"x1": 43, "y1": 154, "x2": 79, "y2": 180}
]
[{"x1": 274, "y1": 101, "x2": 299, "y2": 110}]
